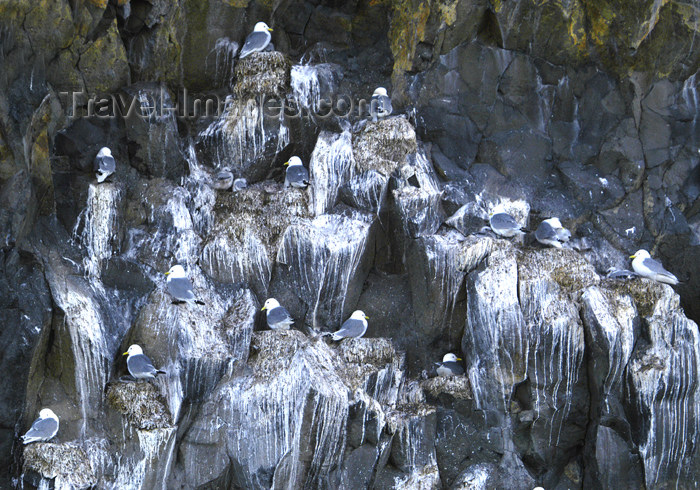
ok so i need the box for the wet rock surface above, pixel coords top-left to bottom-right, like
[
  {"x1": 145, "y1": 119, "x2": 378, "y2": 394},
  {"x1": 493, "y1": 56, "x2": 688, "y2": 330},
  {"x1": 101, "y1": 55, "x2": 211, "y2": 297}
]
[{"x1": 1, "y1": 0, "x2": 699, "y2": 489}]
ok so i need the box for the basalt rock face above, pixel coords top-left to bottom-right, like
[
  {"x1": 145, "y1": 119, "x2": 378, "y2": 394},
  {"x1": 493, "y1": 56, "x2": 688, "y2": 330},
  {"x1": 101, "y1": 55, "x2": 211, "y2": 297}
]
[{"x1": 1, "y1": 0, "x2": 700, "y2": 489}]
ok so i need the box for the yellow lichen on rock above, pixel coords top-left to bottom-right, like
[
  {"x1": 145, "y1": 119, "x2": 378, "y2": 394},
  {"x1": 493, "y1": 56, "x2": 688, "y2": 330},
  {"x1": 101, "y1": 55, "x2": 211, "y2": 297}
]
[{"x1": 389, "y1": 0, "x2": 431, "y2": 74}]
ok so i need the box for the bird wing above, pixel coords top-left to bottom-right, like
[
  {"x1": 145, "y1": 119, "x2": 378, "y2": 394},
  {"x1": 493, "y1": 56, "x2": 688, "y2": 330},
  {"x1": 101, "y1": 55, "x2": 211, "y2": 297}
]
[
  {"x1": 23, "y1": 417, "x2": 58, "y2": 441},
  {"x1": 372, "y1": 95, "x2": 392, "y2": 116},
  {"x1": 240, "y1": 31, "x2": 270, "y2": 58},
  {"x1": 535, "y1": 221, "x2": 558, "y2": 241},
  {"x1": 379, "y1": 95, "x2": 392, "y2": 115},
  {"x1": 442, "y1": 361, "x2": 465, "y2": 375},
  {"x1": 492, "y1": 213, "x2": 519, "y2": 229},
  {"x1": 267, "y1": 306, "x2": 293, "y2": 325},
  {"x1": 642, "y1": 257, "x2": 674, "y2": 277},
  {"x1": 167, "y1": 277, "x2": 196, "y2": 301},
  {"x1": 95, "y1": 155, "x2": 116, "y2": 173},
  {"x1": 286, "y1": 165, "x2": 309, "y2": 184},
  {"x1": 216, "y1": 171, "x2": 233, "y2": 181},
  {"x1": 335, "y1": 318, "x2": 367, "y2": 338},
  {"x1": 128, "y1": 354, "x2": 157, "y2": 377}
]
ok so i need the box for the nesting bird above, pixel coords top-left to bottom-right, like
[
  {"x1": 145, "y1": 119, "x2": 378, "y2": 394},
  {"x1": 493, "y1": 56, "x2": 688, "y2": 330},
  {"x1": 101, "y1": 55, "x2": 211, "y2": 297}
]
[
  {"x1": 239, "y1": 22, "x2": 273, "y2": 59},
  {"x1": 535, "y1": 217, "x2": 571, "y2": 248},
  {"x1": 370, "y1": 87, "x2": 392, "y2": 121},
  {"x1": 327, "y1": 310, "x2": 368, "y2": 341},
  {"x1": 213, "y1": 168, "x2": 234, "y2": 190},
  {"x1": 605, "y1": 267, "x2": 638, "y2": 280},
  {"x1": 284, "y1": 156, "x2": 310, "y2": 188},
  {"x1": 165, "y1": 265, "x2": 205, "y2": 305},
  {"x1": 94, "y1": 147, "x2": 116, "y2": 183},
  {"x1": 233, "y1": 177, "x2": 248, "y2": 192},
  {"x1": 21, "y1": 408, "x2": 59, "y2": 444},
  {"x1": 435, "y1": 353, "x2": 465, "y2": 377},
  {"x1": 261, "y1": 298, "x2": 294, "y2": 330},
  {"x1": 630, "y1": 249, "x2": 679, "y2": 285},
  {"x1": 489, "y1": 212, "x2": 525, "y2": 238},
  {"x1": 123, "y1": 344, "x2": 166, "y2": 380}
]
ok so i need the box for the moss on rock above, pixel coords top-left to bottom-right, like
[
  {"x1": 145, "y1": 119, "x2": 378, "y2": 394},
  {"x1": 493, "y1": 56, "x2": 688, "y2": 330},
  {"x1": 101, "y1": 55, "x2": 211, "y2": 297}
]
[
  {"x1": 212, "y1": 182, "x2": 311, "y2": 263},
  {"x1": 352, "y1": 116, "x2": 417, "y2": 176},
  {"x1": 420, "y1": 375, "x2": 472, "y2": 401},
  {"x1": 233, "y1": 52, "x2": 291, "y2": 98},
  {"x1": 106, "y1": 381, "x2": 172, "y2": 430},
  {"x1": 23, "y1": 442, "x2": 97, "y2": 488}
]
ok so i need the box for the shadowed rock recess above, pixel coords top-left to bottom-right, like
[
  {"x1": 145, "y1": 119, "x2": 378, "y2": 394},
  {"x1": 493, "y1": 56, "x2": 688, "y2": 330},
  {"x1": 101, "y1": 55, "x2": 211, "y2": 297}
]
[{"x1": 1, "y1": 0, "x2": 699, "y2": 488}]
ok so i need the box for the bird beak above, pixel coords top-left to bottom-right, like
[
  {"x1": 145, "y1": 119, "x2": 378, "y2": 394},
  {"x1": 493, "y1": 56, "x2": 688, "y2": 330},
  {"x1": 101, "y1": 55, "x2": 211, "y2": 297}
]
[
  {"x1": 629, "y1": 255, "x2": 636, "y2": 259},
  {"x1": 457, "y1": 358, "x2": 463, "y2": 361},
  {"x1": 261, "y1": 306, "x2": 267, "y2": 311},
  {"x1": 268, "y1": 28, "x2": 273, "y2": 32},
  {"x1": 365, "y1": 315, "x2": 369, "y2": 319},
  {"x1": 122, "y1": 351, "x2": 128, "y2": 356},
  {"x1": 283, "y1": 161, "x2": 289, "y2": 166},
  {"x1": 165, "y1": 271, "x2": 170, "y2": 276}
]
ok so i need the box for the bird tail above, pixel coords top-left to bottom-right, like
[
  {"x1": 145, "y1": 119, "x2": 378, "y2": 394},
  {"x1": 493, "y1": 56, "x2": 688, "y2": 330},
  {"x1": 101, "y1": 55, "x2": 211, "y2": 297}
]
[
  {"x1": 195, "y1": 300, "x2": 206, "y2": 305},
  {"x1": 21, "y1": 436, "x2": 38, "y2": 444},
  {"x1": 156, "y1": 370, "x2": 167, "y2": 375}
]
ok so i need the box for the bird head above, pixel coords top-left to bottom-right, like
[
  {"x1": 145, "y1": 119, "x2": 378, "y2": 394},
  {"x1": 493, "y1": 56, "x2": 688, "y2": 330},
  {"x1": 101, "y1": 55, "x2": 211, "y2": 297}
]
[
  {"x1": 98, "y1": 147, "x2": 112, "y2": 157},
  {"x1": 351, "y1": 310, "x2": 369, "y2": 320},
  {"x1": 39, "y1": 408, "x2": 57, "y2": 419},
  {"x1": 165, "y1": 265, "x2": 186, "y2": 278},
  {"x1": 254, "y1": 22, "x2": 272, "y2": 32},
  {"x1": 442, "y1": 353, "x2": 463, "y2": 362},
  {"x1": 285, "y1": 156, "x2": 302, "y2": 167},
  {"x1": 262, "y1": 298, "x2": 280, "y2": 311},
  {"x1": 372, "y1": 87, "x2": 388, "y2": 97},
  {"x1": 123, "y1": 344, "x2": 143, "y2": 357},
  {"x1": 630, "y1": 249, "x2": 650, "y2": 259},
  {"x1": 543, "y1": 217, "x2": 563, "y2": 228}
]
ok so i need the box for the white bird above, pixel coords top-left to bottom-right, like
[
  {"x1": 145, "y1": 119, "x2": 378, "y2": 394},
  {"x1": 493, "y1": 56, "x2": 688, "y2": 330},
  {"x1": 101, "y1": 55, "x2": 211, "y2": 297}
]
[
  {"x1": 239, "y1": 22, "x2": 273, "y2": 59},
  {"x1": 261, "y1": 298, "x2": 294, "y2": 330},
  {"x1": 165, "y1": 265, "x2": 205, "y2": 305},
  {"x1": 233, "y1": 178, "x2": 248, "y2": 192},
  {"x1": 535, "y1": 217, "x2": 571, "y2": 248},
  {"x1": 489, "y1": 212, "x2": 525, "y2": 238},
  {"x1": 123, "y1": 344, "x2": 166, "y2": 379},
  {"x1": 630, "y1": 249, "x2": 679, "y2": 285},
  {"x1": 284, "y1": 156, "x2": 310, "y2": 188},
  {"x1": 22, "y1": 408, "x2": 59, "y2": 444},
  {"x1": 435, "y1": 353, "x2": 465, "y2": 377},
  {"x1": 371, "y1": 87, "x2": 392, "y2": 121},
  {"x1": 213, "y1": 168, "x2": 234, "y2": 190},
  {"x1": 94, "y1": 147, "x2": 116, "y2": 183},
  {"x1": 327, "y1": 310, "x2": 369, "y2": 341}
]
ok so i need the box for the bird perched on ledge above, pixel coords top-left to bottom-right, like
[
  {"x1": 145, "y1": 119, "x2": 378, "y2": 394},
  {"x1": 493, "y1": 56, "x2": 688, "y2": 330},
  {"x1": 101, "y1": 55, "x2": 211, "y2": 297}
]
[
  {"x1": 326, "y1": 310, "x2": 369, "y2": 341},
  {"x1": 94, "y1": 147, "x2": 116, "y2": 183},
  {"x1": 239, "y1": 22, "x2": 273, "y2": 59},
  {"x1": 21, "y1": 409, "x2": 59, "y2": 444},
  {"x1": 123, "y1": 344, "x2": 166, "y2": 380},
  {"x1": 213, "y1": 168, "x2": 234, "y2": 190},
  {"x1": 435, "y1": 353, "x2": 465, "y2": 377},
  {"x1": 630, "y1": 249, "x2": 679, "y2": 285},
  {"x1": 261, "y1": 298, "x2": 294, "y2": 330},
  {"x1": 535, "y1": 217, "x2": 571, "y2": 248},
  {"x1": 370, "y1": 87, "x2": 392, "y2": 121},
  {"x1": 284, "y1": 156, "x2": 310, "y2": 188},
  {"x1": 489, "y1": 212, "x2": 525, "y2": 238},
  {"x1": 165, "y1": 265, "x2": 205, "y2": 305}
]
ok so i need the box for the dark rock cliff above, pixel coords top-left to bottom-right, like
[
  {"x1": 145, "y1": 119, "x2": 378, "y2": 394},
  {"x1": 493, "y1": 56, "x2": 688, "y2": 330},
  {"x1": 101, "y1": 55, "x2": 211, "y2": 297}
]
[{"x1": 0, "y1": 0, "x2": 698, "y2": 488}]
